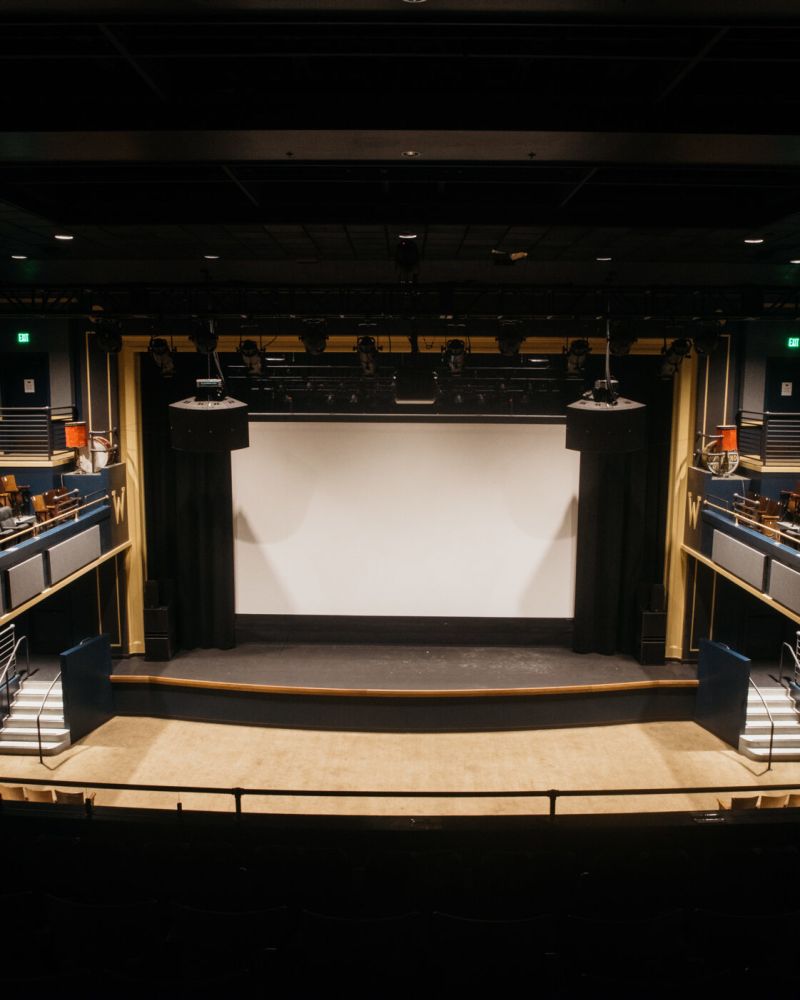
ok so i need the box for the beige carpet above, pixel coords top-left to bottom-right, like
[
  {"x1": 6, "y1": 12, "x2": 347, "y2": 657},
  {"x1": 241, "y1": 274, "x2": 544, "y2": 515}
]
[{"x1": 1, "y1": 716, "x2": 799, "y2": 816}]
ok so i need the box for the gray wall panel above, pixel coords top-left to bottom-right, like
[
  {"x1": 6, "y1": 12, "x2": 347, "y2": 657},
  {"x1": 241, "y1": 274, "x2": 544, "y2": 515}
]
[
  {"x1": 712, "y1": 529, "x2": 767, "y2": 592},
  {"x1": 46, "y1": 525, "x2": 101, "y2": 585},
  {"x1": 7, "y1": 554, "x2": 45, "y2": 609},
  {"x1": 768, "y1": 560, "x2": 800, "y2": 615}
]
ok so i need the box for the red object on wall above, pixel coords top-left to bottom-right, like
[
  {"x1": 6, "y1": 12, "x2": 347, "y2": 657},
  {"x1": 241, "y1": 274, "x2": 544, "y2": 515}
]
[
  {"x1": 717, "y1": 424, "x2": 738, "y2": 452},
  {"x1": 65, "y1": 421, "x2": 88, "y2": 448}
]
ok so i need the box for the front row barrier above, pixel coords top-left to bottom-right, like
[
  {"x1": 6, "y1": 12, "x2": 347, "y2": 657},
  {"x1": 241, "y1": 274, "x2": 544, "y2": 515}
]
[{"x1": 4, "y1": 776, "x2": 800, "y2": 818}]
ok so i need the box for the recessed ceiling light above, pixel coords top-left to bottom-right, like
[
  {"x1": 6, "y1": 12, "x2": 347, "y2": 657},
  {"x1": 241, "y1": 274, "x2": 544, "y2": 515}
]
[
  {"x1": 54, "y1": 234, "x2": 73, "y2": 241},
  {"x1": 11, "y1": 254, "x2": 27, "y2": 260},
  {"x1": 203, "y1": 254, "x2": 220, "y2": 260},
  {"x1": 596, "y1": 256, "x2": 612, "y2": 261},
  {"x1": 791, "y1": 260, "x2": 800, "y2": 264},
  {"x1": 402, "y1": 150, "x2": 420, "y2": 158},
  {"x1": 744, "y1": 238, "x2": 764, "y2": 244},
  {"x1": 398, "y1": 233, "x2": 418, "y2": 239}
]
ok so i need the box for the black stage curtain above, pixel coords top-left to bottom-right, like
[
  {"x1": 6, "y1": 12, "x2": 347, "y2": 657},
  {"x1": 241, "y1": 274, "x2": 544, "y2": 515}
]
[
  {"x1": 572, "y1": 362, "x2": 672, "y2": 655},
  {"x1": 141, "y1": 355, "x2": 235, "y2": 650}
]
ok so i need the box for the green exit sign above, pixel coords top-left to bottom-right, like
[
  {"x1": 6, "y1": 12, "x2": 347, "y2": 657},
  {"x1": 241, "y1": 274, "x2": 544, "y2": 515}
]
[
  {"x1": 789, "y1": 336, "x2": 800, "y2": 348},
  {"x1": 16, "y1": 331, "x2": 30, "y2": 344}
]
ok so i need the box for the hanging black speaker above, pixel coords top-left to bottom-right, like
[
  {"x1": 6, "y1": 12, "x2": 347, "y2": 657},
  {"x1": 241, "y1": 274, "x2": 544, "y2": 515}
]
[
  {"x1": 565, "y1": 396, "x2": 646, "y2": 453},
  {"x1": 169, "y1": 378, "x2": 249, "y2": 452}
]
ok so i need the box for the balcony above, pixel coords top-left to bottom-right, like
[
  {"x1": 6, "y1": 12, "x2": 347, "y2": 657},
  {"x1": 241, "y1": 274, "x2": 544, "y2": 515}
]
[
  {"x1": 0, "y1": 406, "x2": 76, "y2": 467},
  {"x1": 738, "y1": 410, "x2": 800, "y2": 472}
]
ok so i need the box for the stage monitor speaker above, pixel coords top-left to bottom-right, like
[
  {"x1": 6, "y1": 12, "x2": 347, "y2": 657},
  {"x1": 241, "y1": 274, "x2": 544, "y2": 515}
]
[
  {"x1": 145, "y1": 634, "x2": 174, "y2": 662},
  {"x1": 638, "y1": 611, "x2": 667, "y2": 640},
  {"x1": 144, "y1": 606, "x2": 175, "y2": 637},
  {"x1": 637, "y1": 639, "x2": 666, "y2": 666},
  {"x1": 565, "y1": 397, "x2": 646, "y2": 453}
]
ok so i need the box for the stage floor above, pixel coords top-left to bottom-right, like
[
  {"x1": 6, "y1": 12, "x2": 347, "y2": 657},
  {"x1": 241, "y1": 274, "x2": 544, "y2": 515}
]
[{"x1": 112, "y1": 642, "x2": 696, "y2": 695}]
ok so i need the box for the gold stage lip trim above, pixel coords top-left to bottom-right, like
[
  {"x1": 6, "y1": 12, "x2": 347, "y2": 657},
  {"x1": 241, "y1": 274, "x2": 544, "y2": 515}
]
[{"x1": 110, "y1": 673, "x2": 698, "y2": 699}]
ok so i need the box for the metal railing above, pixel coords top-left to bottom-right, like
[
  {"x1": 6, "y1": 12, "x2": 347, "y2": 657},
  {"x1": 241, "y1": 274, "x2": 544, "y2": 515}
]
[
  {"x1": 0, "y1": 405, "x2": 75, "y2": 459},
  {"x1": 0, "y1": 635, "x2": 29, "y2": 723},
  {"x1": 748, "y1": 677, "x2": 775, "y2": 772},
  {"x1": 738, "y1": 410, "x2": 800, "y2": 467},
  {"x1": 778, "y1": 635, "x2": 800, "y2": 688},
  {"x1": 4, "y1": 775, "x2": 800, "y2": 819},
  {"x1": 34, "y1": 671, "x2": 61, "y2": 765},
  {"x1": 0, "y1": 492, "x2": 109, "y2": 549}
]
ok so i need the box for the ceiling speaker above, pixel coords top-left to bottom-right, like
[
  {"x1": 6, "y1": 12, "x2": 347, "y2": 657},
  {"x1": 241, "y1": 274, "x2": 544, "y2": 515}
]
[
  {"x1": 565, "y1": 397, "x2": 646, "y2": 453},
  {"x1": 169, "y1": 379, "x2": 249, "y2": 452}
]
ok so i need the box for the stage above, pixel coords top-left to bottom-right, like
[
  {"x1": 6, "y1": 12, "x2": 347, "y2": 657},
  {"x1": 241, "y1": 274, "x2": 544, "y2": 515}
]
[{"x1": 111, "y1": 642, "x2": 698, "y2": 733}]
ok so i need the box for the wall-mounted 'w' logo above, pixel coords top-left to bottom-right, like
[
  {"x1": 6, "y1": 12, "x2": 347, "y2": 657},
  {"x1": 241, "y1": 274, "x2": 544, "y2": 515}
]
[
  {"x1": 111, "y1": 486, "x2": 127, "y2": 525},
  {"x1": 687, "y1": 491, "x2": 702, "y2": 530}
]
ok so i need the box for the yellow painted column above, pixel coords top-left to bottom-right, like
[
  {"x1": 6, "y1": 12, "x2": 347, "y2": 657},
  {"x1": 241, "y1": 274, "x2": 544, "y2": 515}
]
[
  {"x1": 118, "y1": 345, "x2": 146, "y2": 654},
  {"x1": 664, "y1": 352, "x2": 698, "y2": 660}
]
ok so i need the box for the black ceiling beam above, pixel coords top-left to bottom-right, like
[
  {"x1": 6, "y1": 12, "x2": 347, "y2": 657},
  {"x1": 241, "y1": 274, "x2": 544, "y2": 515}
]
[
  {"x1": 0, "y1": 281, "x2": 786, "y2": 322},
  {"x1": 4, "y1": 0, "x2": 800, "y2": 15},
  {"x1": 2, "y1": 130, "x2": 800, "y2": 166},
  {"x1": 655, "y1": 25, "x2": 730, "y2": 102},
  {"x1": 96, "y1": 23, "x2": 167, "y2": 102}
]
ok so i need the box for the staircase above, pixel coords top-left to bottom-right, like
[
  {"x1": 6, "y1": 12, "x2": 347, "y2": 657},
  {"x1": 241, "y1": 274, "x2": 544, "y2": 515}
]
[
  {"x1": 0, "y1": 677, "x2": 70, "y2": 756},
  {"x1": 739, "y1": 685, "x2": 800, "y2": 762}
]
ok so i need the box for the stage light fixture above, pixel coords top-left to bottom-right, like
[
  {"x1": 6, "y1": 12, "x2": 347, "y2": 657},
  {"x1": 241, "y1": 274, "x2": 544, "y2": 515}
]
[
  {"x1": 92, "y1": 319, "x2": 123, "y2": 354},
  {"x1": 300, "y1": 320, "x2": 328, "y2": 355},
  {"x1": 491, "y1": 249, "x2": 528, "y2": 266},
  {"x1": 395, "y1": 234, "x2": 420, "y2": 274},
  {"x1": 149, "y1": 337, "x2": 175, "y2": 377},
  {"x1": 496, "y1": 321, "x2": 526, "y2": 357},
  {"x1": 190, "y1": 319, "x2": 218, "y2": 354},
  {"x1": 565, "y1": 338, "x2": 591, "y2": 377},
  {"x1": 609, "y1": 323, "x2": 638, "y2": 357},
  {"x1": 356, "y1": 334, "x2": 380, "y2": 376},
  {"x1": 443, "y1": 338, "x2": 467, "y2": 375},
  {"x1": 659, "y1": 337, "x2": 692, "y2": 379},
  {"x1": 692, "y1": 322, "x2": 721, "y2": 357},
  {"x1": 239, "y1": 339, "x2": 263, "y2": 375}
]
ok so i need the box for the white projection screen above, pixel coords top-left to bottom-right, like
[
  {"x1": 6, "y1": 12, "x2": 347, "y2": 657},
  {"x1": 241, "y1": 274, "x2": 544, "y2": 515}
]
[{"x1": 232, "y1": 422, "x2": 580, "y2": 618}]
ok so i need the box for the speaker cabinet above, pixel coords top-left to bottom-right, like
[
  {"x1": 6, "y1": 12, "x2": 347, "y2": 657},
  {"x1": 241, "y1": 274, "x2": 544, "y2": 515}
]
[
  {"x1": 637, "y1": 639, "x2": 666, "y2": 666},
  {"x1": 145, "y1": 634, "x2": 175, "y2": 662},
  {"x1": 565, "y1": 397, "x2": 646, "y2": 453}
]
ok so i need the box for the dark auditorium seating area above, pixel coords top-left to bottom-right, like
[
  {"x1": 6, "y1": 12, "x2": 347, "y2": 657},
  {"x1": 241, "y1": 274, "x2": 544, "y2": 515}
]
[{"x1": 1, "y1": 807, "x2": 798, "y2": 997}]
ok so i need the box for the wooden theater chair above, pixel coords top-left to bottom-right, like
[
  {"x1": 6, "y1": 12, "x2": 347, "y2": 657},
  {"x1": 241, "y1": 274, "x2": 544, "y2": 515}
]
[
  {"x1": 23, "y1": 787, "x2": 54, "y2": 803},
  {"x1": 0, "y1": 785, "x2": 25, "y2": 801},
  {"x1": 54, "y1": 789, "x2": 96, "y2": 805},
  {"x1": 0, "y1": 474, "x2": 31, "y2": 514},
  {"x1": 31, "y1": 494, "x2": 50, "y2": 523},
  {"x1": 717, "y1": 795, "x2": 759, "y2": 811},
  {"x1": 758, "y1": 794, "x2": 789, "y2": 809},
  {"x1": 44, "y1": 487, "x2": 79, "y2": 520}
]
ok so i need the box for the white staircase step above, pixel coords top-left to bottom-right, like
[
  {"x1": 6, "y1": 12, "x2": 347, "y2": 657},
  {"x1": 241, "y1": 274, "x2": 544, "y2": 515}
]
[
  {"x1": 0, "y1": 727, "x2": 69, "y2": 740},
  {"x1": 19, "y1": 682, "x2": 62, "y2": 693},
  {"x1": 747, "y1": 691, "x2": 793, "y2": 703},
  {"x1": 11, "y1": 697, "x2": 63, "y2": 710},
  {"x1": 745, "y1": 720, "x2": 800, "y2": 732},
  {"x1": 746, "y1": 704, "x2": 798, "y2": 718},
  {"x1": 739, "y1": 744, "x2": 800, "y2": 761},
  {"x1": 741, "y1": 733, "x2": 800, "y2": 747},
  {"x1": 0, "y1": 739, "x2": 69, "y2": 755},
  {"x1": 3, "y1": 713, "x2": 64, "y2": 727}
]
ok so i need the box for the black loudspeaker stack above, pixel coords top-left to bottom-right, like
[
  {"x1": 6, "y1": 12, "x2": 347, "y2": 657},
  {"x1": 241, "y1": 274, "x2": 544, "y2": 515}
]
[
  {"x1": 635, "y1": 583, "x2": 666, "y2": 665},
  {"x1": 144, "y1": 579, "x2": 177, "y2": 661}
]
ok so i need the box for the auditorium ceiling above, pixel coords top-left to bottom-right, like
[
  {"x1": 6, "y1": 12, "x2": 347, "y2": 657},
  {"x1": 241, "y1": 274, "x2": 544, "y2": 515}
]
[{"x1": 1, "y1": 2, "x2": 799, "y2": 291}]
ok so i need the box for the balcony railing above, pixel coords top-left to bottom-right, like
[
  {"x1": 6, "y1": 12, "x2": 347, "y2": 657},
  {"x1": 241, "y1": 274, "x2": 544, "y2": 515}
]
[
  {"x1": 738, "y1": 410, "x2": 800, "y2": 467},
  {"x1": 0, "y1": 406, "x2": 75, "y2": 459}
]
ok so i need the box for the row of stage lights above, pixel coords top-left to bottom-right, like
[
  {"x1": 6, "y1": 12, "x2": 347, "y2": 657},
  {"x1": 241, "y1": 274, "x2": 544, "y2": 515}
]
[{"x1": 90, "y1": 316, "x2": 721, "y2": 381}]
